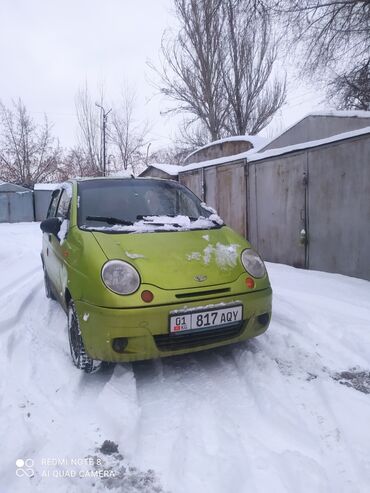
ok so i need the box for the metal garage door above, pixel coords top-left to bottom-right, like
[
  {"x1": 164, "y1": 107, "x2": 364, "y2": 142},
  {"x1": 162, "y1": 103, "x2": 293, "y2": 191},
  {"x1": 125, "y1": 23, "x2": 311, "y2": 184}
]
[
  {"x1": 307, "y1": 137, "x2": 370, "y2": 279},
  {"x1": 249, "y1": 153, "x2": 308, "y2": 268}
]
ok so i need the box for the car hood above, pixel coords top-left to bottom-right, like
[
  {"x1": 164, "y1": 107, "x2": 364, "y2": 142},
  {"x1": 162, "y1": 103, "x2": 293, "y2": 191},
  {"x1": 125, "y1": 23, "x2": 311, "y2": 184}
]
[{"x1": 92, "y1": 226, "x2": 249, "y2": 290}]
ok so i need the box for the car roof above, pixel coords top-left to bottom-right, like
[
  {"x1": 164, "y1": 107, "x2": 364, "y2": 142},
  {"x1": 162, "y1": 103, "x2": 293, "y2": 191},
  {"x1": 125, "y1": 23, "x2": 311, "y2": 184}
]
[{"x1": 67, "y1": 176, "x2": 176, "y2": 185}]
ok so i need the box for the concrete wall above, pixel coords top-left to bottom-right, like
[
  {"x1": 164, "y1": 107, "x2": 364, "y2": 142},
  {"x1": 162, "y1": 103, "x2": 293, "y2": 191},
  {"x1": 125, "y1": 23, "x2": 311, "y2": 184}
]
[{"x1": 261, "y1": 115, "x2": 370, "y2": 152}]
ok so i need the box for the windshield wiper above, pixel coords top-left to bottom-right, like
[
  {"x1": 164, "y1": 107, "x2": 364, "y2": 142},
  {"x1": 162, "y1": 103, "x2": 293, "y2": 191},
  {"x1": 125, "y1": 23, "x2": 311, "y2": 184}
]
[
  {"x1": 86, "y1": 215, "x2": 133, "y2": 226},
  {"x1": 136, "y1": 214, "x2": 199, "y2": 221}
]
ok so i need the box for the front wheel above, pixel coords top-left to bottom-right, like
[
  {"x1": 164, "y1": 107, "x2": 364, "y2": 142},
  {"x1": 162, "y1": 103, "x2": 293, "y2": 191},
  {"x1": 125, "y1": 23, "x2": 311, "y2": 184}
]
[{"x1": 67, "y1": 301, "x2": 102, "y2": 373}]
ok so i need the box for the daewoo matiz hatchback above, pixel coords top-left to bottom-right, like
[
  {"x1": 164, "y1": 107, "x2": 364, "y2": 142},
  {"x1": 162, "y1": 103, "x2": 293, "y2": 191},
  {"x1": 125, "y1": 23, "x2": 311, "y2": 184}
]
[{"x1": 40, "y1": 178, "x2": 272, "y2": 372}]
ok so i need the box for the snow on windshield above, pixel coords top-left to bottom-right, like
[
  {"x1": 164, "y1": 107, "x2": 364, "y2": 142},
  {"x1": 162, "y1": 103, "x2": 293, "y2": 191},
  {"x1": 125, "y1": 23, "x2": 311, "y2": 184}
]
[{"x1": 81, "y1": 213, "x2": 224, "y2": 233}]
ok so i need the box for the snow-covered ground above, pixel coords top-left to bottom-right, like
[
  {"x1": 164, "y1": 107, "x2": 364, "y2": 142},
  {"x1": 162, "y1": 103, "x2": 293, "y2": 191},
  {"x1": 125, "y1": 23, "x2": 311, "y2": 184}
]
[{"x1": 1, "y1": 222, "x2": 370, "y2": 493}]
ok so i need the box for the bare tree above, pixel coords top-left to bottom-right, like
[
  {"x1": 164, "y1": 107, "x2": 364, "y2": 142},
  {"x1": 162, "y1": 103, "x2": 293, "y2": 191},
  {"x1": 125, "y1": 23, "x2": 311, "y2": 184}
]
[
  {"x1": 155, "y1": 0, "x2": 228, "y2": 141},
  {"x1": 328, "y1": 60, "x2": 370, "y2": 110},
  {"x1": 75, "y1": 84, "x2": 103, "y2": 174},
  {"x1": 110, "y1": 90, "x2": 149, "y2": 173},
  {"x1": 57, "y1": 146, "x2": 98, "y2": 181},
  {"x1": 222, "y1": 0, "x2": 286, "y2": 135},
  {"x1": 258, "y1": 0, "x2": 370, "y2": 109},
  {"x1": 0, "y1": 99, "x2": 60, "y2": 187},
  {"x1": 154, "y1": 0, "x2": 285, "y2": 142}
]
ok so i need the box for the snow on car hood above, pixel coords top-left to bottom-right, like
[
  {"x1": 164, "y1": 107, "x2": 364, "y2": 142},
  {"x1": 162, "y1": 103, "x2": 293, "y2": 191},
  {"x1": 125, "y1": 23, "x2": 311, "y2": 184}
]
[{"x1": 92, "y1": 225, "x2": 247, "y2": 290}]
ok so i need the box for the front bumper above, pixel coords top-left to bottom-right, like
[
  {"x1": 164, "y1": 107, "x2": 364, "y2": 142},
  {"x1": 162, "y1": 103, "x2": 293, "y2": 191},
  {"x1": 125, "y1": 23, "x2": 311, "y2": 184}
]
[{"x1": 75, "y1": 288, "x2": 272, "y2": 362}]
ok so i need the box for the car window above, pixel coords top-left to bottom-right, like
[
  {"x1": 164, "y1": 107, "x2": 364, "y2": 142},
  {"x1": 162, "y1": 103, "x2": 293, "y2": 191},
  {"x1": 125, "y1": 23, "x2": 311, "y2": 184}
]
[
  {"x1": 56, "y1": 189, "x2": 71, "y2": 220},
  {"x1": 77, "y1": 179, "x2": 211, "y2": 228},
  {"x1": 47, "y1": 189, "x2": 61, "y2": 218}
]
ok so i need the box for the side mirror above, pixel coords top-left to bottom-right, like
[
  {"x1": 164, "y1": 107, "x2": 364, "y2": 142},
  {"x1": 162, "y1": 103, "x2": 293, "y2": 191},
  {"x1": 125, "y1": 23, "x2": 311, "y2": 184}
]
[{"x1": 40, "y1": 217, "x2": 61, "y2": 236}]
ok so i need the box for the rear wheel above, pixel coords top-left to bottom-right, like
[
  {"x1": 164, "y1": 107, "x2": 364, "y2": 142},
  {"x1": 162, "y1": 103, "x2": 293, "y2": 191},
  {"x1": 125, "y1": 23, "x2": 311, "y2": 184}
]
[
  {"x1": 67, "y1": 301, "x2": 102, "y2": 373},
  {"x1": 44, "y1": 268, "x2": 56, "y2": 300}
]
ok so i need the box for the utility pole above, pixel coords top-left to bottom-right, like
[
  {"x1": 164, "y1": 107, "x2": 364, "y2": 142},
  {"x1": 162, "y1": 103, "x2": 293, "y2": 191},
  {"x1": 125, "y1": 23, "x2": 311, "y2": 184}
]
[{"x1": 95, "y1": 103, "x2": 112, "y2": 176}]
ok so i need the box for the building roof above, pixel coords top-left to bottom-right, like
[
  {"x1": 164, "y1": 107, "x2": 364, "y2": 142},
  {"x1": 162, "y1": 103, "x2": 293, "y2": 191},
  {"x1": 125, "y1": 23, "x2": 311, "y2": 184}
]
[
  {"x1": 258, "y1": 110, "x2": 370, "y2": 152},
  {"x1": 185, "y1": 134, "x2": 267, "y2": 163},
  {"x1": 248, "y1": 125, "x2": 370, "y2": 162},
  {"x1": 0, "y1": 182, "x2": 32, "y2": 193},
  {"x1": 142, "y1": 163, "x2": 183, "y2": 176},
  {"x1": 34, "y1": 183, "x2": 61, "y2": 191}
]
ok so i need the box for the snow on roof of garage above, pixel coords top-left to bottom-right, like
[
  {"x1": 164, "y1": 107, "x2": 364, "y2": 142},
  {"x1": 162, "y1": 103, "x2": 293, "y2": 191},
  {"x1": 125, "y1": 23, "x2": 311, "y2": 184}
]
[
  {"x1": 34, "y1": 183, "x2": 61, "y2": 190},
  {"x1": 180, "y1": 150, "x2": 252, "y2": 172},
  {"x1": 175, "y1": 125, "x2": 370, "y2": 172},
  {"x1": 143, "y1": 163, "x2": 184, "y2": 176},
  {"x1": 185, "y1": 134, "x2": 267, "y2": 163},
  {"x1": 0, "y1": 182, "x2": 32, "y2": 192},
  {"x1": 248, "y1": 125, "x2": 370, "y2": 162},
  {"x1": 309, "y1": 110, "x2": 370, "y2": 119}
]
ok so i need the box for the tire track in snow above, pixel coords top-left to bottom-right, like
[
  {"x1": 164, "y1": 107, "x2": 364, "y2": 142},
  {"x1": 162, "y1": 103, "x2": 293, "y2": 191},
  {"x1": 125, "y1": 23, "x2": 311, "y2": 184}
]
[
  {"x1": 0, "y1": 265, "x2": 41, "y2": 297},
  {"x1": 131, "y1": 348, "x2": 277, "y2": 493},
  {"x1": 0, "y1": 279, "x2": 43, "y2": 334}
]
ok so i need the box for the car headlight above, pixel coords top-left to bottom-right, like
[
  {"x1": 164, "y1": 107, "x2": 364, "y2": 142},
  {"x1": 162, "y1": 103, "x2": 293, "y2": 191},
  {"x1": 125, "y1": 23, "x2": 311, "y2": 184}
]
[
  {"x1": 101, "y1": 260, "x2": 140, "y2": 295},
  {"x1": 241, "y1": 249, "x2": 266, "y2": 278}
]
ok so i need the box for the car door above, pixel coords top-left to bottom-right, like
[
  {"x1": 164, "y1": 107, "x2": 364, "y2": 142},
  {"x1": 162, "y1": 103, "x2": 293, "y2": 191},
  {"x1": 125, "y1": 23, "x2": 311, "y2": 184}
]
[
  {"x1": 51, "y1": 186, "x2": 72, "y2": 299},
  {"x1": 42, "y1": 188, "x2": 61, "y2": 291}
]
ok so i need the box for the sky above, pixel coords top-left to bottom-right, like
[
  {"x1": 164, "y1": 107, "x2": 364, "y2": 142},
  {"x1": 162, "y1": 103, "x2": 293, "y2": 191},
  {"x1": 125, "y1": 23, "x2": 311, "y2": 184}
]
[{"x1": 0, "y1": 0, "x2": 328, "y2": 152}]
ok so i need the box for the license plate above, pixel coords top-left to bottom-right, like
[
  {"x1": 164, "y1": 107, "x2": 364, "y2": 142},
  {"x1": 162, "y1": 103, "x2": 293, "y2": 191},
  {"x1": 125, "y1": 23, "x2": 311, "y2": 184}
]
[{"x1": 170, "y1": 304, "x2": 243, "y2": 333}]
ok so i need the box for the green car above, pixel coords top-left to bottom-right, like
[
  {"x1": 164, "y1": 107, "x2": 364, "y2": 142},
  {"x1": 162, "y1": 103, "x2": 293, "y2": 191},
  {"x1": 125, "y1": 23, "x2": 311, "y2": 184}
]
[{"x1": 40, "y1": 178, "x2": 272, "y2": 373}]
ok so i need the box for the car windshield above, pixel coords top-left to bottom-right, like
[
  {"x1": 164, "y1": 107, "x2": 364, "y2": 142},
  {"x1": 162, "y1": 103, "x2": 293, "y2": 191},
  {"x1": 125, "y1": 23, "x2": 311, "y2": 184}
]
[{"x1": 77, "y1": 179, "x2": 223, "y2": 232}]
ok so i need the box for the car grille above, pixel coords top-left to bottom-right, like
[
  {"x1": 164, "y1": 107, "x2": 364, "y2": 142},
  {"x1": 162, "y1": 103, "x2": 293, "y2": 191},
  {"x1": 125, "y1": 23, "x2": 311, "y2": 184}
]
[
  {"x1": 175, "y1": 288, "x2": 230, "y2": 299},
  {"x1": 154, "y1": 321, "x2": 245, "y2": 352}
]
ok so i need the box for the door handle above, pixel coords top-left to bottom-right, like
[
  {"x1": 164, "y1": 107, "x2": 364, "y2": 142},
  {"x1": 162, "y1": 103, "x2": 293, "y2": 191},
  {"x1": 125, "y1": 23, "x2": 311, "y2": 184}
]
[{"x1": 299, "y1": 229, "x2": 307, "y2": 245}]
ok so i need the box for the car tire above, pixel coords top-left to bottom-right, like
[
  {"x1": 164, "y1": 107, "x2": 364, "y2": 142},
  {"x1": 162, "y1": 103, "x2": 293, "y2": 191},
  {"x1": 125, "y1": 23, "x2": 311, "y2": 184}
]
[
  {"x1": 44, "y1": 269, "x2": 56, "y2": 300},
  {"x1": 67, "y1": 301, "x2": 102, "y2": 373}
]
